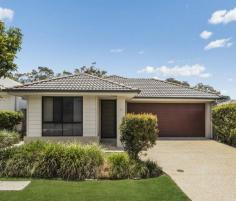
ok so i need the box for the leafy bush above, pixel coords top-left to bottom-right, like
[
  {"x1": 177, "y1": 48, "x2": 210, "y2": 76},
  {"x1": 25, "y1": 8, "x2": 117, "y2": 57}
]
[
  {"x1": 107, "y1": 152, "x2": 162, "y2": 179},
  {"x1": 0, "y1": 130, "x2": 20, "y2": 149},
  {"x1": 0, "y1": 110, "x2": 23, "y2": 130},
  {"x1": 212, "y1": 104, "x2": 236, "y2": 146},
  {"x1": 107, "y1": 153, "x2": 130, "y2": 179},
  {"x1": 1, "y1": 141, "x2": 104, "y2": 180},
  {"x1": 120, "y1": 113, "x2": 158, "y2": 160}
]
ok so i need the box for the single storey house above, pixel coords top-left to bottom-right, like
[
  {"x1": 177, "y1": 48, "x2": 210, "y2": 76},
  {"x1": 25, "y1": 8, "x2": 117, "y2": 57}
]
[
  {"x1": 5, "y1": 73, "x2": 219, "y2": 146},
  {"x1": 0, "y1": 77, "x2": 26, "y2": 111}
]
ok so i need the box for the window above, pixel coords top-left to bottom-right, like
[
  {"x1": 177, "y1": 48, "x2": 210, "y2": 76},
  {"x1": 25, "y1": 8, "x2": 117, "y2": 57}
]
[{"x1": 42, "y1": 97, "x2": 83, "y2": 136}]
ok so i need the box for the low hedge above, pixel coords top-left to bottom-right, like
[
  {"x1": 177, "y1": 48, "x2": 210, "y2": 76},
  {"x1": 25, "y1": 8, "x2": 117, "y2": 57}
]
[
  {"x1": 0, "y1": 110, "x2": 23, "y2": 130},
  {"x1": 0, "y1": 130, "x2": 20, "y2": 149},
  {"x1": 212, "y1": 103, "x2": 236, "y2": 146}
]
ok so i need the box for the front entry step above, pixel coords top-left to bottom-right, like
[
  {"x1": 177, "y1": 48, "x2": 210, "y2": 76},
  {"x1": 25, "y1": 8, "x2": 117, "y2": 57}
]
[{"x1": 100, "y1": 138, "x2": 117, "y2": 146}]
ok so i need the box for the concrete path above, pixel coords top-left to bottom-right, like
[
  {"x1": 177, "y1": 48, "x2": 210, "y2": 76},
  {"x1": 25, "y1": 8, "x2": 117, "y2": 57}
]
[
  {"x1": 0, "y1": 181, "x2": 31, "y2": 191},
  {"x1": 146, "y1": 140, "x2": 236, "y2": 201}
]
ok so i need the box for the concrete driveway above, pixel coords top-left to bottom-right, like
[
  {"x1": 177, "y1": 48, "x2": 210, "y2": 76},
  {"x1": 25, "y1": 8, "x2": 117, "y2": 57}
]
[{"x1": 146, "y1": 140, "x2": 236, "y2": 201}]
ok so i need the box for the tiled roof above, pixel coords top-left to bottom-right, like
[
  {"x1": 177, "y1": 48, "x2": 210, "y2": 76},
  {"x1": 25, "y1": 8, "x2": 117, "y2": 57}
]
[
  {"x1": 0, "y1": 77, "x2": 21, "y2": 90},
  {"x1": 5, "y1": 73, "x2": 140, "y2": 93},
  {"x1": 107, "y1": 75, "x2": 219, "y2": 99},
  {"x1": 5, "y1": 73, "x2": 219, "y2": 99}
]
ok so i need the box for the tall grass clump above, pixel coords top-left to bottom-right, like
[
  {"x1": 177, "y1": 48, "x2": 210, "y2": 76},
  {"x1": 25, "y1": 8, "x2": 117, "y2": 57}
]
[{"x1": 58, "y1": 143, "x2": 104, "y2": 180}]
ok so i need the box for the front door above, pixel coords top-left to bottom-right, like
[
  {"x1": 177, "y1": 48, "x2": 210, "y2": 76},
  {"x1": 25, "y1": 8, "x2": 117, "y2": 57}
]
[{"x1": 101, "y1": 100, "x2": 117, "y2": 139}]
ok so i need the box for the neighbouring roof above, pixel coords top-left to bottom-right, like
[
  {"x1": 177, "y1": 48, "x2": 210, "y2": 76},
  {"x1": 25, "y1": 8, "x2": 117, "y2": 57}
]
[
  {"x1": 107, "y1": 75, "x2": 219, "y2": 99},
  {"x1": 0, "y1": 77, "x2": 22, "y2": 90},
  {"x1": 5, "y1": 73, "x2": 140, "y2": 93}
]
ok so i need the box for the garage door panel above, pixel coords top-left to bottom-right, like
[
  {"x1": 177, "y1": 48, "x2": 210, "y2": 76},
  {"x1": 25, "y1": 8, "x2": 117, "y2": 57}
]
[{"x1": 127, "y1": 103, "x2": 205, "y2": 137}]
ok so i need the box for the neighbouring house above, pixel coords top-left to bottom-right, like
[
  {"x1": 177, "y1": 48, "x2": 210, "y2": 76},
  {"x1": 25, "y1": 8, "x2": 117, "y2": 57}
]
[
  {"x1": 0, "y1": 77, "x2": 26, "y2": 111},
  {"x1": 4, "y1": 73, "x2": 219, "y2": 146}
]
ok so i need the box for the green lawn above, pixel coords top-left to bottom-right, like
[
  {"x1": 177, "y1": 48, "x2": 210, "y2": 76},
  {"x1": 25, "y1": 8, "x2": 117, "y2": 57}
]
[{"x1": 0, "y1": 175, "x2": 189, "y2": 201}]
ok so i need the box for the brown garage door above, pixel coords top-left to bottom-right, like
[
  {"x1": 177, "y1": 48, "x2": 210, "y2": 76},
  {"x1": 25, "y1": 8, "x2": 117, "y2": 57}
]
[{"x1": 127, "y1": 103, "x2": 205, "y2": 137}]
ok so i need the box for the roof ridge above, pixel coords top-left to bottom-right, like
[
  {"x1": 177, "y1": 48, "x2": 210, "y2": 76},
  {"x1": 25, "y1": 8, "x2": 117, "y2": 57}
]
[{"x1": 84, "y1": 73, "x2": 139, "y2": 91}]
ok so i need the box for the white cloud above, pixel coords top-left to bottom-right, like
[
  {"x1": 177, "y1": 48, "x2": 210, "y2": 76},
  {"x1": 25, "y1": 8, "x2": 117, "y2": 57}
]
[
  {"x1": 209, "y1": 7, "x2": 236, "y2": 24},
  {"x1": 110, "y1": 48, "x2": 124, "y2": 53},
  {"x1": 138, "y1": 50, "x2": 144, "y2": 55},
  {"x1": 0, "y1": 7, "x2": 14, "y2": 21},
  {"x1": 138, "y1": 64, "x2": 211, "y2": 78},
  {"x1": 204, "y1": 38, "x2": 233, "y2": 50},
  {"x1": 228, "y1": 78, "x2": 233, "y2": 82},
  {"x1": 200, "y1": 30, "x2": 213, "y2": 39},
  {"x1": 139, "y1": 66, "x2": 156, "y2": 73}
]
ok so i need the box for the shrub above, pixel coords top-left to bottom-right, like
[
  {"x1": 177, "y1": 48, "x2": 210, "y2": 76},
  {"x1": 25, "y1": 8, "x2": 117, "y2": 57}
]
[
  {"x1": 0, "y1": 110, "x2": 23, "y2": 130},
  {"x1": 212, "y1": 104, "x2": 236, "y2": 146},
  {"x1": 0, "y1": 130, "x2": 20, "y2": 149},
  {"x1": 107, "y1": 153, "x2": 130, "y2": 179},
  {"x1": 120, "y1": 113, "x2": 158, "y2": 160}
]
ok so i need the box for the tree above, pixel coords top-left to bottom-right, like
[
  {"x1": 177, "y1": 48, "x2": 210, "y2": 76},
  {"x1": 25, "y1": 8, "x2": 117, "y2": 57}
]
[
  {"x1": 194, "y1": 83, "x2": 231, "y2": 102},
  {"x1": 74, "y1": 62, "x2": 107, "y2": 77},
  {"x1": 56, "y1": 70, "x2": 72, "y2": 77},
  {"x1": 165, "y1": 78, "x2": 230, "y2": 102},
  {"x1": 14, "y1": 66, "x2": 54, "y2": 83},
  {"x1": 166, "y1": 78, "x2": 190, "y2": 87},
  {"x1": 0, "y1": 21, "x2": 22, "y2": 78},
  {"x1": 194, "y1": 83, "x2": 220, "y2": 94}
]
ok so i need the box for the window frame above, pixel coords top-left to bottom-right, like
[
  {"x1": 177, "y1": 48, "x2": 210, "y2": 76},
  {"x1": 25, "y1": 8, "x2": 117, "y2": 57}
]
[{"x1": 42, "y1": 96, "x2": 83, "y2": 136}]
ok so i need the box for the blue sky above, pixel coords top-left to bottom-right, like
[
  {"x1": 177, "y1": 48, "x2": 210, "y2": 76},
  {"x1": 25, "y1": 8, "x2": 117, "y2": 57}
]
[{"x1": 1, "y1": 0, "x2": 236, "y2": 98}]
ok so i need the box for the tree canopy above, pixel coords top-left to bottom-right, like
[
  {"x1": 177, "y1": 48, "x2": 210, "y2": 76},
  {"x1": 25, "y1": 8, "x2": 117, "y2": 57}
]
[
  {"x1": 0, "y1": 21, "x2": 22, "y2": 78},
  {"x1": 166, "y1": 78, "x2": 190, "y2": 87},
  {"x1": 13, "y1": 63, "x2": 107, "y2": 83},
  {"x1": 74, "y1": 64, "x2": 107, "y2": 77},
  {"x1": 14, "y1": 66, "x2": 54, "y2": 83},
  {"x1": 165, "y1": 78, "x2": 230, "y2": 101}
]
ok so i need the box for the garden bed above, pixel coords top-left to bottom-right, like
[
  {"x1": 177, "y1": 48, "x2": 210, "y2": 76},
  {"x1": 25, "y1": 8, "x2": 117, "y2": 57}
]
[{"x1": 0, "y1": 141, "x2": 161, "y2": 180}]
